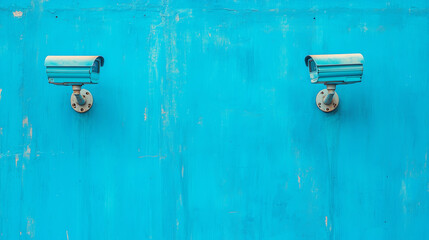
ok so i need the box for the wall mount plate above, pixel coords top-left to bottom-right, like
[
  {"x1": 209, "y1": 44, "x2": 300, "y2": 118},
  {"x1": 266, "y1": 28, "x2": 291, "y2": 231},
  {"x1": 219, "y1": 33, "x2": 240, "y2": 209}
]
[
  {"x1": 70, "y1": 89, "x2": 93, "y2": 113},
  {"x1": 316, "y1": 89, "x2": 339, "y2": 113}
]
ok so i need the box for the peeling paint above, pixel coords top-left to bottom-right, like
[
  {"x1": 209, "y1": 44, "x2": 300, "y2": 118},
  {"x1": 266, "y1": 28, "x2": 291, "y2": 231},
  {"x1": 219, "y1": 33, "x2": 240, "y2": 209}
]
[{"x1": 12, "y1": 11, "x2": 23, "y2": 18}]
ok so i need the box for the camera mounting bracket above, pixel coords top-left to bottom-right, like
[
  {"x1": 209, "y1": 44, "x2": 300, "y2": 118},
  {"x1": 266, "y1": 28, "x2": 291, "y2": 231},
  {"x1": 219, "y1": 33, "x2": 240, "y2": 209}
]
[
  {"x1": 70, "y1": 85, "x2": 93, "y2": 113},
  {"x1": 315, "y1": 84, "x2": 339, "y2": 113}
]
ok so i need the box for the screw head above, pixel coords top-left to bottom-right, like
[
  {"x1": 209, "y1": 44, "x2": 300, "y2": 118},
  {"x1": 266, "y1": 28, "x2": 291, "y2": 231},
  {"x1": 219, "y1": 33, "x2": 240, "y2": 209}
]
[{"x1": 72, "y1": 103, "x2": 76, "y2": 108}]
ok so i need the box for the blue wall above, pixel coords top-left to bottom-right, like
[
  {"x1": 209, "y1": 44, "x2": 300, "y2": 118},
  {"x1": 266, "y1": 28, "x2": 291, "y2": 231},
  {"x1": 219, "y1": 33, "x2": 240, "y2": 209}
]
[{"x1": 1, "y1": 1, "x2": 429, "y2": 239}]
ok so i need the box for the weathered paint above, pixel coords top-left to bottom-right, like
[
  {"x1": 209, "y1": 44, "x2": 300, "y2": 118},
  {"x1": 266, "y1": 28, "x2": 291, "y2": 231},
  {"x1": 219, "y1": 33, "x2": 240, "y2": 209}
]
[{"x1": 1, "y1": 1, "x2": 429, "y2": 239}]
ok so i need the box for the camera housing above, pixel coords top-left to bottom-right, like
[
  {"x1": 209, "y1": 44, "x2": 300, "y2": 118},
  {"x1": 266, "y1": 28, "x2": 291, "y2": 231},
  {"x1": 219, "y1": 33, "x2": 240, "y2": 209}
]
[
  {"x1": 45, "y1": 56, "x2": 104, "y2": 113},
  {"x1": 304, "y1": 53, "x2": 364, "y2": 112},
  {"x1": 45, "y1": 56, "x2": 104, "y2": 85}
]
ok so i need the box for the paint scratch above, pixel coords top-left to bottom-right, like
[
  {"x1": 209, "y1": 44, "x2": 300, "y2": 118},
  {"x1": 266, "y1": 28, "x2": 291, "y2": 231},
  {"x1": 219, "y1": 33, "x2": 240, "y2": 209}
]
[
  {"x1": 298, "y1": 175, "x2": 301, "y2": 188},
  {"x1": 325, "y1": 216, "x2": 328, "y2": 227},
  {"x1": 15, "y1": 154, "x2": 19, "y2": 167},
  {"x1": 144, "y1": 107, "x2": 148, "y2": 121},
  {"x1": 0, "y1": 89, "x2": 2, "y2": 100},
  {"x1": 66, "y1": 230, "x2": 69, "y2": 240},
  {"x1": 13, "y1": 11, "x2": 23, "y2": 18}
]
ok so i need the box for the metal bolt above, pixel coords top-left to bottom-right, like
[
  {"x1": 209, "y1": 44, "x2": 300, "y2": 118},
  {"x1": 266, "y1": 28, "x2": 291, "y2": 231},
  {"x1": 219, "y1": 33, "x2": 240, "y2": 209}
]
[
  {"x1": 72, "y1": 103, "x2": 76, "y2": 108},
  {"x1": 326, "y1": 108, "x2": 329, "y2": 111},
  {"x1": 88, "y1": 104, "x2": 91, "y2": 108},
  {"x1": 321, "y1": 91, "x2": 324, "y2": 94},
  {"x1": 80, "y1": 108, "x2": 84, "y2": 111},
  {"x1": 86, "y1": 92, "x2": 89, "y2": 95},
  {"x1": 83, "y1": 95, "x2": 86, "y2": 98}
]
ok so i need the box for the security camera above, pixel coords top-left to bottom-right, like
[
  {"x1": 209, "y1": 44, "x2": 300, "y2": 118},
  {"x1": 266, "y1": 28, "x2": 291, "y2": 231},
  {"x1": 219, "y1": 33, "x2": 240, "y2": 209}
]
[
  {"x1": 45, "y1": 56, "x2": 104, "y2": 113},
  {"x1": 304, "y1": 53, "x2": 364, "y2": 112}
]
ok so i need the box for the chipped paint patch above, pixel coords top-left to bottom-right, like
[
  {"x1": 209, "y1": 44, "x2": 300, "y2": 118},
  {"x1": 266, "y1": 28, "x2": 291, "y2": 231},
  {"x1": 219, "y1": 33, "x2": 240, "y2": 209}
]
[
  {"x1": 144, "y1": 107, "x2": 148, "y2": 121},
  {"x1": 22, "y1": 117, "x2": 28, "y2": 128},
  {"x1": 66, "y1": 230, "x2": 69, "y2": 240},
  {"x1": 24, "y1": 145, "x2": 31, "y2": 159},
  {"x1": 297, "y1": 175, "x2": 301, "y2": 188},
  {"x1": 13, "y1": 11, "x2": 23, "y2": 18},
  {"x1": 15, "y1": 154, "x2": 19, "y2": 167},
  {"x1": 181, "y1": 165, "x2": 184, "y2": 178},
  {"x1": 0, "y1": 127, "x2": 2, "y2": 135},
  {"x1": 26, "y1": 217, "x2": 35, "y2": 238},
  {"x1": 325, "y1": 216, "x2": 328, "y2": 227},
  {"x1": 0, "y1": 89, "x2": 2, "y2": 100},
  {"x1": 29, "y1": 127, "x2": 33, "y2": 138}
]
